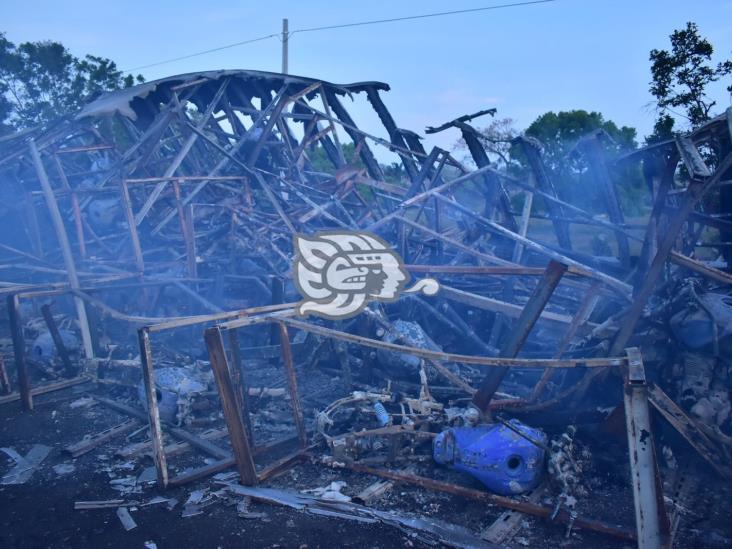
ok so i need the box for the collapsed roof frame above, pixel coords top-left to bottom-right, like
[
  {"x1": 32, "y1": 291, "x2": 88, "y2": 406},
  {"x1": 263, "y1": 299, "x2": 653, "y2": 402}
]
[{"x1": 0, "y1": 70, "x2": 732, "y2": 548}]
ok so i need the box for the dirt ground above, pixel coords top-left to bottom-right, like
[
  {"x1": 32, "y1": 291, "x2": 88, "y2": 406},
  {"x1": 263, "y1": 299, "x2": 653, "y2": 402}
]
[
  {"x1": 1, "y1": 382, "x2": 731, "y2": 548},
  {"x1": 0, "y1": 387, "x2": 422, "y2": 549}
]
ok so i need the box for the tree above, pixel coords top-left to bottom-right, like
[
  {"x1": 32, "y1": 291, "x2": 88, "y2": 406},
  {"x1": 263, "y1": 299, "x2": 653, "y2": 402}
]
[
  {"x1": 521, "y1": 110, "x2": 637, "y2": 172},
  {"x1": 451, "y1": 110, "x2": 642, "y2": 213},
  {"x1": 519, "y1": 110, "x2": 642, "y2": 213},
  {"x1": 649, "y1": 22, "x2": 732, "y2": 140},
  {"x1": 0, "y1": 32, "x2": 144, "y2": 134}
]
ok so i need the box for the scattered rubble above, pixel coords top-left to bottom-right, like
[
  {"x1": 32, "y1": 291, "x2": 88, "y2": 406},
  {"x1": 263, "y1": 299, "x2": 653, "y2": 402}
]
[{"x1": 1, "y1": 444, "x2": 51, "y2": 484}]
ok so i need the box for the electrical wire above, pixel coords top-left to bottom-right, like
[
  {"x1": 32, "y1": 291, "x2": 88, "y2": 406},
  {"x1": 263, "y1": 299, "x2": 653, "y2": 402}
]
[
  {"x1": 122, "y1": 33, "x2": 279, "y2": 72},
  {"x1": 290, "y1": 0, "x2": 557, "y2": 35},
  {"x1": 122, "y1": 0, "x2": 558, "y2": 73}
]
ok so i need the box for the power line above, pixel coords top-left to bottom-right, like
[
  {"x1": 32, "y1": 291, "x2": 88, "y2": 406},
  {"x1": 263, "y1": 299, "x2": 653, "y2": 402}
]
[
  {"x1": 122, "y1": 0, "x2": 558, "y2": 73},
  {"x1": 290, "y1": 0, "x2": 557, "y2": 36},
  {"x1": 122, "y1": 33, "x2": 279, "y2": 72}
]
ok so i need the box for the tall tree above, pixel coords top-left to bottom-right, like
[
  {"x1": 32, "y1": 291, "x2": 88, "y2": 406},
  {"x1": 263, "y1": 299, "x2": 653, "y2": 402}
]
[
  {"x1": 649, "y1": 22, "x2": 732, "y2": 141},
  {"x1": 519, "y1": 110, "x2": 642, "y2": 213},
  {"x1": 522, "y1": 110, "x2": 637, "y2": 173},
  {"x1": 0, "y1": 32, "x2": 144, "y2": 134}
]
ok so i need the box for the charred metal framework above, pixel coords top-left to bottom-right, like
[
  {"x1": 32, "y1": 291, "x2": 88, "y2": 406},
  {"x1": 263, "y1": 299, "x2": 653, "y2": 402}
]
[{"x1": 1, "y1": 70, "x2": 732, "y2": 548}]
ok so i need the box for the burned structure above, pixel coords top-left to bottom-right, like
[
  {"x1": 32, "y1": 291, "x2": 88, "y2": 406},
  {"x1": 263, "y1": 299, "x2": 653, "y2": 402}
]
[{"x1": 1, "y1": 69, "x2": 732, "y2": 548}]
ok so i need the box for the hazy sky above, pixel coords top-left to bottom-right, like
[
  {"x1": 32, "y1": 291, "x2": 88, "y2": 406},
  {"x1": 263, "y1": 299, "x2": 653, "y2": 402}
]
[{"x1": 3, "y1": 0, "x2": 731, "y2": 157}]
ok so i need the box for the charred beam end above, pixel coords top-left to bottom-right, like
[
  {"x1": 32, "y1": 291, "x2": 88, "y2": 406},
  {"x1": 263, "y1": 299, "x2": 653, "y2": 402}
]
[
  {"x1": 324, "y1": 89, "x2": 385, "y2": 181},
  {"x1": 365, "y1": 87, "x2": 419, "y2": 180},
  {"x1": 428, "y1": 120, "x2": 520, "y2": 231},
  {"x1": 424, "y1": 108, "x2": 497, "y2": 135},
  {"x1": 471, "y1": 260, "x2": 568, "y2": 412}
]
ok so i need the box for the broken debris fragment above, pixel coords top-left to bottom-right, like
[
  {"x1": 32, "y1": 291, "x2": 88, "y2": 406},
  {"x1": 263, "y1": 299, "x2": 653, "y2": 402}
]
[
  {"x1": 116, "y1": 506, "x2": 138, "y2": 531},
  {"x1": 1, "y1": 444, "x2": 51, "y2": 485}
]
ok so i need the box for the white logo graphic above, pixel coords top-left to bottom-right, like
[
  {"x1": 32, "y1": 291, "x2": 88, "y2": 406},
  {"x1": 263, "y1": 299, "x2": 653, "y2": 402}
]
[{"x1": 293, "y1": 231, "x2": 439, "y2": 320}]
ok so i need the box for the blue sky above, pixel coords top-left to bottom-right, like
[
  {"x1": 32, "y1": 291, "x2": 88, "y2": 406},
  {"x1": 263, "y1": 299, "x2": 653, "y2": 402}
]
[{"x1": 3, "y1": 0, "x2": 731, "y2": 158}]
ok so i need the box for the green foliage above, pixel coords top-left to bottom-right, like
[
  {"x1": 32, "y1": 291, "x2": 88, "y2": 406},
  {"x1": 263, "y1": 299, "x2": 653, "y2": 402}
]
[
  {"x1": 307, "y1": 142, "x2": 365, "y2": 174},
  {"x1": 0, "y1": 32, "x2": 144, "y2": 134},
  {"x1": 382, "y1": 162, "x2": 406, "y2": 185},
  {"x1": 306, "y1": 142, "x2": 335, "y2": 173},
  {"x1": 516, "y1": 110, "x2": 643, "y2": 214},
  {"x1": 449, "y1": 110, "x2": 645, "y2": 215},
  {"x1": 648, "y1": 22, "x2": 732, "y2": 141},
  {"x1": 521, "y1": 110, "x2": 637, "y2": 171}
]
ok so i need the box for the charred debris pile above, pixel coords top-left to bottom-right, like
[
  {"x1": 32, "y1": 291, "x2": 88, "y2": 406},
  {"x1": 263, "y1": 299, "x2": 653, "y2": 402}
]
[{"x1": 1, "y1": 70, "x2": 732, "y2": 547}]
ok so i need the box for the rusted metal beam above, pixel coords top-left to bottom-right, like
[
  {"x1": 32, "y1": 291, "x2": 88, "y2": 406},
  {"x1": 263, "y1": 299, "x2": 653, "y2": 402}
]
[
  {"x1": 257, "y1": 449, "x2": 306, "y2": 483},
  {"x1": 168, "y1": 457, "x2": 235, "y2": 487},
  {"x1": 623, "y1": 348, "x2": 667, "y2": 549},
  {"x1": 431, "y1": 192, "x2": 633, "y2": 296},
  {"x1": 668, "y1": 251, "x2": 732, "y2": 285},
  {"x1": 277, "y1": 322, "x2": 307, "y2": 449},
  {"x1": 0, "y1": 375, "x2": 89, "y2": 406},
  {"x1": 647, "y1": 383, "x2": 732, "y2": 479},
  {"x1": 137, "y1": 327, "x2": 169, "y2": 487},
  {"x1": 329, "y1": 461, "x2": 636, "y2": 542},
  {"x1": 204, "y1": 326, "x2": 258, "y2": 485},
  {"x1": 472, "y1": 260, "x2": 568, "y2": 412},
  {"x1": 119, "y1": 180, "x2": 145, "y2": 273},
  {"x1": 529, "y1": 281, "x2": 602, "y2": 402},
  {"x1": 29, "y1": 139, "x2": 94, "y2": 358},
  {"x1": 135, "y1": 79, "x2": 230, "y2": 224},
  {"x1": 612, "y1": 151, "x2": 732, "y2": 355},
  {"x1": 52, "y1": 154, "x2": 86, "y2": 259},
  {"x1": 280, "y1": 316, "x2": 624, "y2": 369},
  {"x1": 228, "y1": 329, "x2": 255, "y2": 445}
]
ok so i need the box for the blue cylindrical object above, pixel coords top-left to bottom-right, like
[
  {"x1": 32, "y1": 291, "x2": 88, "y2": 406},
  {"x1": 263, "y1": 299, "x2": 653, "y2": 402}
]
[
  {"x1": 433, "y1": 420, "x2": 546, "y2": 495},
  {"x1": 373, "y1": 402, "x2": 390, "y2": 426}
]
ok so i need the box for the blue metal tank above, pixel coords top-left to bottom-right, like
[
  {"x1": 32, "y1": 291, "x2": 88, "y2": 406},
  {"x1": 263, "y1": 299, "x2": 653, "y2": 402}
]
[{"x1": 433, "y1": 420, "x2": 547, "y2": 495}]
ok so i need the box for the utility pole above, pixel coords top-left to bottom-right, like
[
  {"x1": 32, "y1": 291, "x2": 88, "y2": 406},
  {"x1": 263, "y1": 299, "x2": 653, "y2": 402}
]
[{"x1": 281, "y1": 18, "x2": 289, "y2": 74}]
